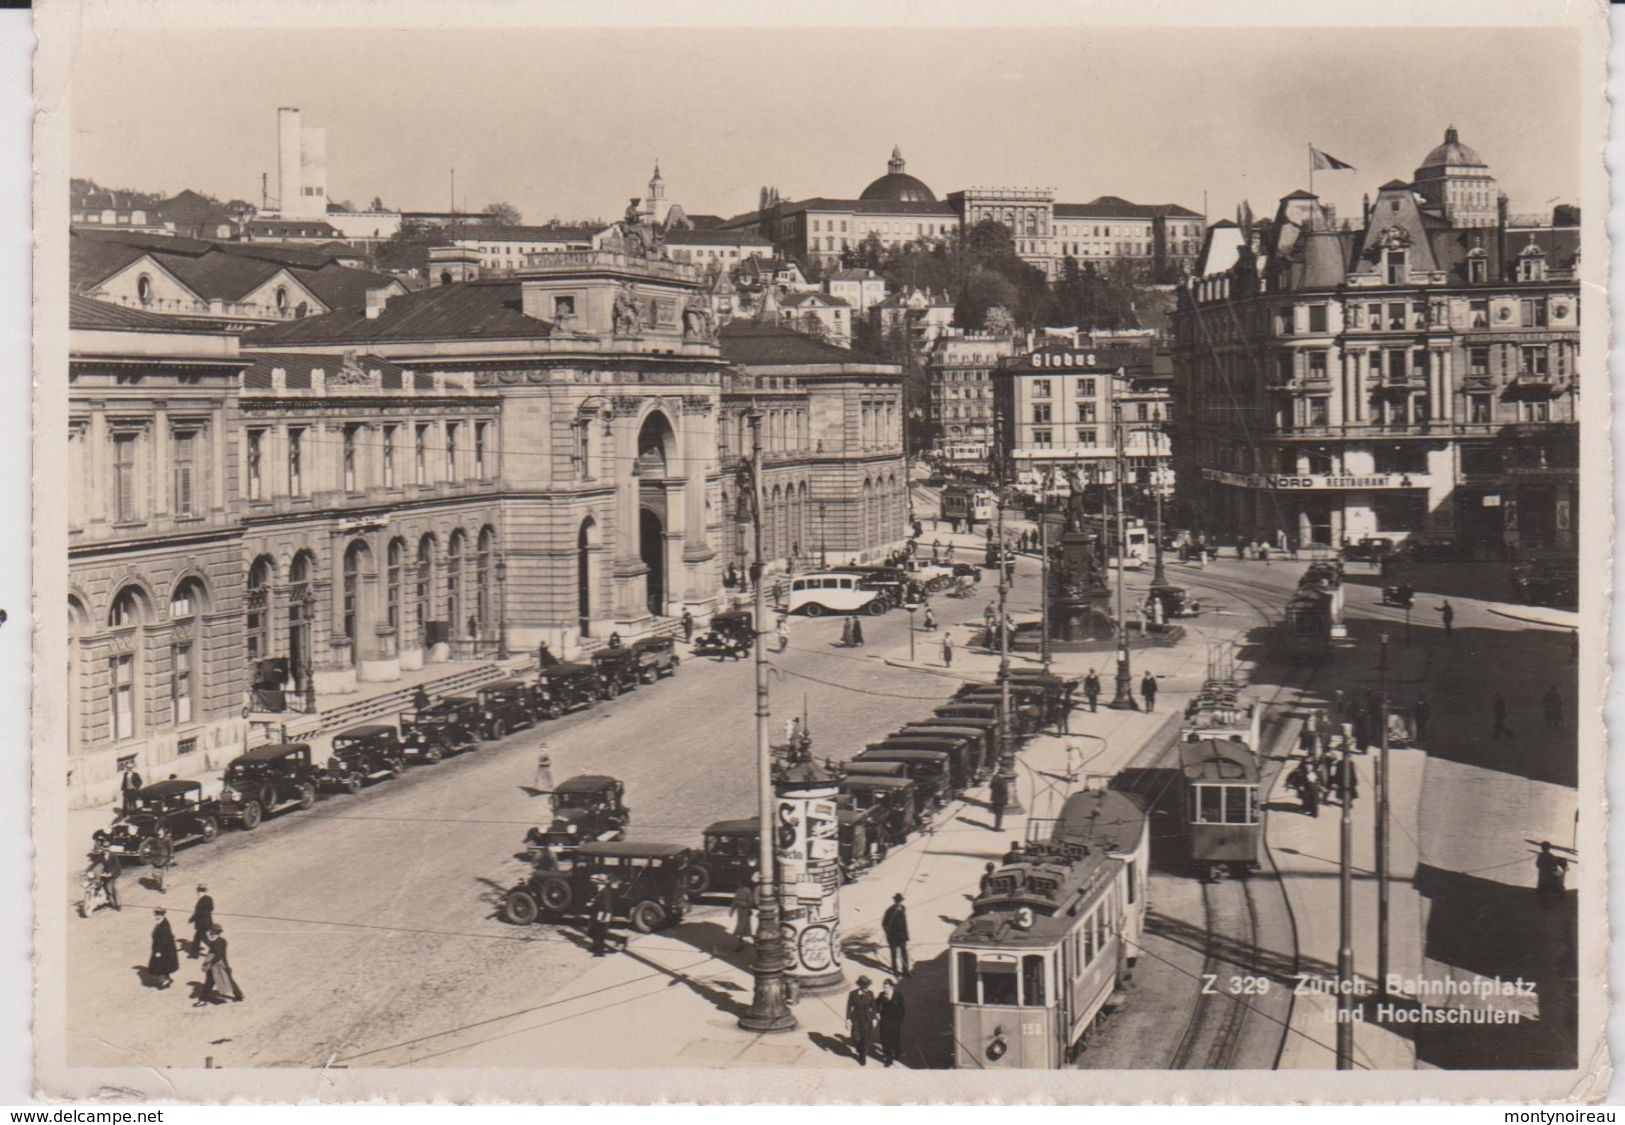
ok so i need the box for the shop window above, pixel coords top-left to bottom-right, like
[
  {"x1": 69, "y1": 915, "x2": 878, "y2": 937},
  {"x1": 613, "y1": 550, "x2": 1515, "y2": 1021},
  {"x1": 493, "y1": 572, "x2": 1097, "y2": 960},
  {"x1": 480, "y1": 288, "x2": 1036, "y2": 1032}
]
[{"x1": 1469, "y1": 394, "x2": 1492, "y2": 424}]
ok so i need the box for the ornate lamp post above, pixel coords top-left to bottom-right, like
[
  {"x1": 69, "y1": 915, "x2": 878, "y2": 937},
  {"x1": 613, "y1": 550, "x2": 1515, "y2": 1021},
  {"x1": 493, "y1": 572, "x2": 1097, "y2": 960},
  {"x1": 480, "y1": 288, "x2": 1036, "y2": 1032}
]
[
  {"x1": 297, "y1": 585, "x2": 318, "y2": 713},
  {"x1": 495, "y1": 554, "x2": 509, "y2": 659},
  {"x1": 1108, "y1": 398, "x2": 1136, "y2": 711},
  {"x1": 1150, "y1": 426, "x2": 1169, "y2": 590},
  {"x1": 992, "y1": 410, "x2": 1020, "y2": 812},
  {"x1": 818, "y1": 504, "x2": 828, "y2": 569},
  {"x1": 738, "y1": 409, "x2": 796, "y2": 1033}
]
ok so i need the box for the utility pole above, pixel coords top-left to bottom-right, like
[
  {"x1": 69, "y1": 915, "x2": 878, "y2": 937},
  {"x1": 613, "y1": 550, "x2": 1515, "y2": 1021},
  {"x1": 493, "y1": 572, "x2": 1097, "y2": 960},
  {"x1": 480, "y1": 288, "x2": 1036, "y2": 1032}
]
[
  {"x1": 1376, "y1": 631, "x2": 1391, "y2": 1001},
  {"x1": 1151, "y1": 427, "x2": 1169, "y2": 589},
  {"x1": 1336, "y1": 737, "x2": 1355, "y2": 1070},
  {"x1": 1109, "y1": 394, "x2": 1136, "y2": 710},
  {"x1": 1039, "y1": 469, "x2": 1051, "y2": 673},
  {"x1": 739, "y1": 410, "x2": 795, "y2": 1033},
  {"x1": 994, "y1": 410, "x2": 1020, "y2": 811}
]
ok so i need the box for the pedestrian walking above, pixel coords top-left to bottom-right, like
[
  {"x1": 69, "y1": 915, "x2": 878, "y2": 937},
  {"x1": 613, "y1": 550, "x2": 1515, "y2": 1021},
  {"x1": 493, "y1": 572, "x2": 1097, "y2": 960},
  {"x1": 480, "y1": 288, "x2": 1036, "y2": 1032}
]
[
  {"x1": 1492, "y1": 694, "x2": 1512, "y2": 740},
  {"x1": 841, "y1": 617, "x2": 855, "y2": 648},
  {"x1": 932, "y1": 538, "x2": 943, "y2": 561},
  {"x1": 922, "y1": 606, "x2": 937, "y2": 631},
  {"x1": 877, "y1": 980, "x2": 906, "y2": 1068},
  {"x1": 1084, "y1": 670, "x2": 1101, "y2": 713},
  {"x1": 608, "y1": 631, "x2": 623, "y2": 649},
  {"x1": 978, "y1": 862, "x2": 997, "y2": 898},
  {"x1": 195, "y1": 926, "x2": 243, "y2": 1005},
  {"x1": 1301, "y1": 762, "x2": 1321, "y2": 818},
  {"x1": 1535, "y1": 842, "x2": 1570, "y2": 897},
  {"x1": 984, "y1": 602, "x2": 997, "y2": 638},
  {"x1": 1543, "y1": 685, "x2": 1563, "y2": 729},
  {"x1": 851, "y1": 617, "x2": 865, "y2": 647},
  {"x1": 1413, "y1": 693, "x2": 1429, "y2": 743},
  {"x1": 187, "y1": 885, "x2": 213, "y2": 958},
  {"x1": 1439, "y1": 600, "x2": 1455, "y2": 638},
  {"x1": 845, "y1": 976, "x2": 878, "y2": 1065},
  {"x1": 681, "y1": 609, "x2": 695, "y2": 643},
  {"x1": 881, "y1": 893, "x2": 910, "y2": 976},
  {"x1": 777, "y1": 616, "x2": 790, "y2": 653},
  {"x1": 942, "y1": 634, "x2": 954, "y2": 669},
  {"x1": 1140, "y1": 672, "x2": 1158, "y2": 712},
  {"x1": 147, "y1": 909, "x2": 179, "y2": 989},
  {"x1": 588, "y1": 875, "x2": 616, "y2": 957},
  {"x1": 730, "y1": 881, "x2": 754, "y2": 952},
  {"x1": 534, "y1": 748, "x2": 554, "y2": 794},
  {"x1": 1003, "y1": 840, "x2": 1026, "y2": 864},
  {"x1": 988, "y1": 773, "x2": 1009, "y2": 832},
  {"x1": 148, "y1": 824, "x2": 173, "y2": 894},
  {"x1": 537, "y1": 640, "x2": 558, "y2": 668},
  {"x1": 1258, "y1": 543, "x2": 1270, "y2": 566},
  {"x1": 411, "y1": 686, "x2": 432, "y2": 713},
  {"x1": 97, "y1": 849, "x2": 122, "y2": 912}
]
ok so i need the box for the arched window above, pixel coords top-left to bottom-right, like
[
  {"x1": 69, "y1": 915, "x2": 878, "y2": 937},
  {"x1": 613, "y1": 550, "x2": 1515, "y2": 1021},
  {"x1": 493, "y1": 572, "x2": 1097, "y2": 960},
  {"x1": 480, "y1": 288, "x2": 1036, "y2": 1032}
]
[
  {"x1": 136, "y1": 275, "x2": 153, "y2": 306},
  {"x1": 169, "y1": 578, "x2": 207, "y2": 724},
  {"x1": 246, "y1": 556, "x2": 274, "y2": 661},
  {"x1": 477, "y1": 527, "x2": 494, "y2": 635},
  {"x1": 107, "y1": 585, "x2": 147, "y2": 741},
  {"x1": 416, "y1": 535, "x2": 436, "y2": 645},
  {"x1": 288, "y1": 550, "x2": 316, "y2": 687},
  {"x1": 447, "y1": 530, "x2": 466, "y2": 640},
  {"x1": 275, "y1": 286, "x2": 289, "y2": 311},
  {"x1": 386, "y1": 539, "x2": 404, "y2": 632},
  {"x1": 343, "y1": 541, "x2": 369, "y2": 663}
]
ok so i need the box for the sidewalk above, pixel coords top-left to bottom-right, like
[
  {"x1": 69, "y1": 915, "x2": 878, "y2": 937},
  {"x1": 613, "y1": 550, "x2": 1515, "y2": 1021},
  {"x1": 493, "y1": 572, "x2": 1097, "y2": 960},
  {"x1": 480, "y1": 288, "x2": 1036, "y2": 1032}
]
[{"x1": 1485, "y1": 604, "x2": 1579, "y2": 630}]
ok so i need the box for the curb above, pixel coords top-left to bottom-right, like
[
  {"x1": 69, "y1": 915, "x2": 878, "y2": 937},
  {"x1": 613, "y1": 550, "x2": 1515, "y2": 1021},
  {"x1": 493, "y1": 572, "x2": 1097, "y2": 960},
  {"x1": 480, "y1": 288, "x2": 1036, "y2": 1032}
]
[{"x1": 1486, "y1": 605, "x2": 1578, "y2": 630}]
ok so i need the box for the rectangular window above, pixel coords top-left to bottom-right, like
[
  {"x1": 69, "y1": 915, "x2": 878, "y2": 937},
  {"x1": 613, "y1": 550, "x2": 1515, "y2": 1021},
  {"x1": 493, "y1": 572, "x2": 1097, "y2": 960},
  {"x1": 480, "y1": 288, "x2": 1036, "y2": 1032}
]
[
  {"x1": 109, "y1": 654, "x2": 134, "y2": 740},
  {"x1": 287, "y1": 428, "x2": 304, "y2": 496},
  {"x1": 382, "y1": 425, "x2": 396, "y2": 487},
  {"x1": 1469, "y1": 347, "x2": 1490, "y2": 377},
  {"x1": 247, "y1": 430, "x2": 263, "y2": 500},
  {"x1": 172, "y1": 643, "x2": 193, "y2": 724},
  {"x1": 1278, "y1": 308, "x2": 1294, "y2": 335},
  {"x1": 1469, "y1": 299, "x2": 1489, "y2": 328},
  {"x1": 1308, "y1": 304, "x2": 1328, "y2": 333},
  {"x1": 1223, "y1": 786, "x2": 1251, "y2": 824},
  {"x1": 177, "y1": 737, "x2": 197, "y2": 757},
  {"x1": 343, "y1": 426, "x2": 358, "y2": 492},
  {"x1": 1308, "y1": 397, "x2": 1329, "y2": 426},
  {"x1": 1136, "y1": 403, "x2": 1150, "y2": 421},
  {"x1": 1078, "y1": 377, "x2": 1096, "y2": 397},
  {"x1": 1308, "y1": 352, "x2": 1328, "y2": 381},
  {"x1": 1032, "y1": 404, "x2": 1052, "y2": 424},
  {"x1": 475, "y1": 422, "x2": 488, "y2": 480},
  {"x1": 1198, "y1": 784, "x2": 1223, "y2": 823},
  {"x1": 1077, "y1": 402, "x2": 1097, "y2": 423},
  {"x1": 1076, "y1": 428, "x2": 1097, "y2": 446},
  {"x1": 1021, "y1": 955, "x2": 1047, "y2": 1008},
  {"x1": 1522, "y1": 347, "x2": 1549, "y2": 378},
  {"x1": 1522, "y1": 400, "x2": 1550, "y2": 423},
  {"x1": 1032, "y1": 379, "x2": 1051, "y2": 398},
  {"x1": 415, "y1": 424, "x2": 429, "y2": 484},
  {"x1": 1032, "y1": 429, "x2": 1052, "y2": 447},
  {"x1": 172, "y1": 430, "x2": 196, "y2": 516},
  {"x1": 1521, "y1": 298, "x2": 1548, "y2": 328},
  {"x1": 113, "y1": 433, "x2": 137, "y2": 522},
  {"x1": 1387, "y1": 302, "x2": 1406, "y2": 330},
  {"x1": 446, "y1": 423, "x2": 459, "y2": 478},
  {"x1": 1470, "y1": 394, "x2": 1492, "y2": 424}
]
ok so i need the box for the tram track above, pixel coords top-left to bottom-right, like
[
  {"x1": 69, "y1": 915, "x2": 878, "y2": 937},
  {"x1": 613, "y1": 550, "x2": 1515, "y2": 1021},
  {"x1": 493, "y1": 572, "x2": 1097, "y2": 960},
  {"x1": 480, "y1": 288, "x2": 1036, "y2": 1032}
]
[{"x1": 1168, "y1": 876, "x2": 1261, "y2": 1069}]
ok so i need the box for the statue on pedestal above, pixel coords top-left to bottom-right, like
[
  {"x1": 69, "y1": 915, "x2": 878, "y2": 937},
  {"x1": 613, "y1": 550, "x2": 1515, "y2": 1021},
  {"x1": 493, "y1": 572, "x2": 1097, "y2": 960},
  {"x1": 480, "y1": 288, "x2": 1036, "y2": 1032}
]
[
  {"x1": 682, "y1": 294, "x2": 715, "y2": 342},
  {"x1": 612, "y1": 284, "x2": 644, "y2": 336}
]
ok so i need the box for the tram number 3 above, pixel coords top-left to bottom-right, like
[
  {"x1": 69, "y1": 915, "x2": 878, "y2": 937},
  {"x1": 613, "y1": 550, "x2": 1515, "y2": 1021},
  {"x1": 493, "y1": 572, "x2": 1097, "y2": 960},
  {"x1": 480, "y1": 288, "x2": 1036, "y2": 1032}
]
[{"x1": 1202, "y1": 974, "x2": 1271, "y2": 996}]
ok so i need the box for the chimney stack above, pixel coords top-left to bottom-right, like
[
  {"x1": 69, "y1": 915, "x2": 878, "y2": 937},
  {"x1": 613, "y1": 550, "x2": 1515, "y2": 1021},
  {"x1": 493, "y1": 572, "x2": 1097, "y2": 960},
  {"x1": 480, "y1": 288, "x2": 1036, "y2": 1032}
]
[{"x1": 365, "y1": 288, "x2": 389, "y2": 320}]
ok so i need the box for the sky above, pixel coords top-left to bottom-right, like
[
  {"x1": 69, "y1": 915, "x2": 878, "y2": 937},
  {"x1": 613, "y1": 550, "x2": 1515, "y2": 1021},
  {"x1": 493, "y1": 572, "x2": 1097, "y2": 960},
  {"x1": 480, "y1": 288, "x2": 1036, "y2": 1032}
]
[{"x1": 69, "y1": 25, "x2": 1582, "y2": 228}]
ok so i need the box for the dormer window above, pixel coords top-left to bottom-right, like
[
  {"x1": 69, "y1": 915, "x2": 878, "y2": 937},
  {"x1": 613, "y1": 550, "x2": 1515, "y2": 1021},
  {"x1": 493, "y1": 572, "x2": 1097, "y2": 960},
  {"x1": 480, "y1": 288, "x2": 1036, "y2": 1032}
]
[
  {"x1": 136, "y1": 274, "x2": 153, "y2": 305},
  {"x1": 1519, "y1": 254, "x2": 1547, "y2": 282},
  {"x1": 1468, "y1": 254, "x2": 1488, "y2": 284},
  {"x1": 1385, "y1": 250, "x2": 1406, "y2": 285},
  {"x1": 275, "y1": 286, "x2": 289, "y2": 311}
]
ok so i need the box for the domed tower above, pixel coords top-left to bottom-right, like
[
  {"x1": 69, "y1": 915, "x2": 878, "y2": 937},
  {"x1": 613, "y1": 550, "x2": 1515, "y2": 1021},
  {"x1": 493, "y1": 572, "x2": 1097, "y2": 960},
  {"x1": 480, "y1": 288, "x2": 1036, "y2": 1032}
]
[
  {"x1": 860, "y1": 145, "x2": 937, "y2": 204},
  {"x1": 1412, "y1": 126, "x2": 1498, "y2": 227}
]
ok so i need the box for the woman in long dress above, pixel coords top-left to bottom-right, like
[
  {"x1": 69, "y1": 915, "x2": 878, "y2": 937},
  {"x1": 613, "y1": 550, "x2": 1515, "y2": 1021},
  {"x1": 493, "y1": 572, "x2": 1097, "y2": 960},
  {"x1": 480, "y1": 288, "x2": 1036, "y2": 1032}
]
[
  {"x1": 147, "y1": 909, "x2": 179, "y2": 988},
  {"x1": 196, "y1": 927, "x2": 244, "y2": 1005}
]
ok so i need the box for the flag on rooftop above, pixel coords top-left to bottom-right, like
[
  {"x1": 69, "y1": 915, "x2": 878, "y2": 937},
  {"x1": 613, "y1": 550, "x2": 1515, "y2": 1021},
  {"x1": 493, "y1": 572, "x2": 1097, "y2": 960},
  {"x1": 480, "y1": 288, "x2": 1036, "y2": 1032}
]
[{"x1": 1309, "y1": 146, "x2": 1356, "y2": 171}]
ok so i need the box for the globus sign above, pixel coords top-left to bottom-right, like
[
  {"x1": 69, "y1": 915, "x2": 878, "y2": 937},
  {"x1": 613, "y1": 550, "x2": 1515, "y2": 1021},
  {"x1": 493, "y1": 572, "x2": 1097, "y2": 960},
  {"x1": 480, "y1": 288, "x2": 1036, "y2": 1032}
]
[{"x1": 772, "y1": 779, "x2": 844, "y2": 990}]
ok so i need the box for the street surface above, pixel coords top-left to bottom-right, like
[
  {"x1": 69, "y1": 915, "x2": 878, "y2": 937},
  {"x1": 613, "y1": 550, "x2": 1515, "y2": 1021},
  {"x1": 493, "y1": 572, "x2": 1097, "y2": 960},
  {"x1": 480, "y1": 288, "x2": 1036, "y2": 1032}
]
[{"x1": 64, "y1": 526, "x2": 1577, "y2": 1071}]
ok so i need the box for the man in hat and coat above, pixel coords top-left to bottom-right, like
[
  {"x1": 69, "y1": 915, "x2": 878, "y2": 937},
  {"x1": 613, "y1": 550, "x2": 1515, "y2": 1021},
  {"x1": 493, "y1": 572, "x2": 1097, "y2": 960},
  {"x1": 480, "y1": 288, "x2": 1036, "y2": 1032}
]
[
  {"x1": 845, "y1": 975, "x2": 878, "y2": 1065},
  {"x1": 147, "y1": 909, "x2": 179, "y2": 989},
  {"x1": 881, "y1": 893, "x2": 911, "y2": 976},
  {"x1": 588, "y1": 875, "x2": 617, "y2": 957},
  {"x1": 876, "y1": 979, "x2": 906, "y2": 1067},
  {"x1": 730, "y1": 879, "x2": 755, "y2": 952},
  {"x1": 188, "y1": 885, "x2": 214, "y2": 959}
]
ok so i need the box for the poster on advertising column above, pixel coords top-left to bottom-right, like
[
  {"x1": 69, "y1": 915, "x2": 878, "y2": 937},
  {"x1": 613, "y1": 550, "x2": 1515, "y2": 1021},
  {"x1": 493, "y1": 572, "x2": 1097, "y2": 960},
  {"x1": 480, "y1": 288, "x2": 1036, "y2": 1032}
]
[{"x1": 772, "y1": 780, "x2": 844, "y2": 990}]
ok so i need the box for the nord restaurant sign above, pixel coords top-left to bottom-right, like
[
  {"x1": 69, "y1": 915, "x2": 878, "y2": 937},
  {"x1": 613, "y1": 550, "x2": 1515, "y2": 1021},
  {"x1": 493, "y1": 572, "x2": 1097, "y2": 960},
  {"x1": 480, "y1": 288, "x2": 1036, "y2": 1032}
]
[{"x1": 1203, "y1": 469, "x2": 1423, "y2": 491}]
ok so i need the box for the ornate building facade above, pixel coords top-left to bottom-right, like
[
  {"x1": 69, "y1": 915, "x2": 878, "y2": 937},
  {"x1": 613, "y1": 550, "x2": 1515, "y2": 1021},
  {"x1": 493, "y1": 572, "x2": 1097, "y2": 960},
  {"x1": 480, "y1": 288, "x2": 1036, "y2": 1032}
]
[{"x1": 1170, "y1": 130, "x2": 1579, "y2": 554}]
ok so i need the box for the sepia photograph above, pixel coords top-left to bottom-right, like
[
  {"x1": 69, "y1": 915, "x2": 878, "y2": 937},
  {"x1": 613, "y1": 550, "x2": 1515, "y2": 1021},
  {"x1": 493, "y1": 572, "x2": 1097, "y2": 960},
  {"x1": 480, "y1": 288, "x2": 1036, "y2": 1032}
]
[{"x1": 27, "y1": 0, "x2": 1611, "y2": 1104}]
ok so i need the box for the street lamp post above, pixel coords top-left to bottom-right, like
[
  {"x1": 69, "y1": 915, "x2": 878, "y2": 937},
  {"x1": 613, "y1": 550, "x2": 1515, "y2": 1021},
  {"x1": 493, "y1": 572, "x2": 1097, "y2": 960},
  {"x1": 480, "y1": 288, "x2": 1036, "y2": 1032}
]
[
  {"x1": 818, "y1": 504, "x2": 828, "y2": 570},
  {"x1": 298, "y1": 586, "x2": 318, "y2": 713},
  {"x1": 1151, "y1": 428, "x2": 1169, "y2": 590},
  {"x1": 1039, "y1": 469, "x2": 1052, "y2": 673},
  {"x1": 1336, "y1": 741, "x2": 1355, "y2": 1070},
  {"x1": 1377, "y1": 631, "x2": 1391, "y2": 1001},
  {"x1": 1109, "y1": 401, "x2": 1136, "y2": 710},
  {"x1": 993, "y1": 411, "x2": 1020, "y2": 813},
  {"x1": 906, "y1": 602, "x2": 917, "y2": 662},
  {"x1": 495, "y1": 554, "x2": 509, "y2": 659},
  {"x1": 739, "y1": 409, "x2": 796, "y2": 1034}
]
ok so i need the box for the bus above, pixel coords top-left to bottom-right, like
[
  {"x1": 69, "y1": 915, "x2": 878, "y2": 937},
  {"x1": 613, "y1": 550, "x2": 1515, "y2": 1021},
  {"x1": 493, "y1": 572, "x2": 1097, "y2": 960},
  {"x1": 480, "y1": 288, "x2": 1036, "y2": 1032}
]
[{"x1": 787, "y1": 573, "x2": 887, "y2": 617}]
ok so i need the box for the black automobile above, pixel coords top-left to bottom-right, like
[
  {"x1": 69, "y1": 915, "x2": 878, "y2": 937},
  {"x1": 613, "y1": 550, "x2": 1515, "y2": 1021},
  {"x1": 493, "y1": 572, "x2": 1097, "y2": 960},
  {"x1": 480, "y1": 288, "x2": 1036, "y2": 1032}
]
[
  {"x1": 838, "y1": 774, "x2": 920, "y2": 844},
  {"x1": 1342, "y1": 537, "x2": 1395, "y2": 563},
  {"x1": 102, "y1": 779, "x2": 221, "y2": 861},
  {"x1": 475, "y1": 678, "x2": 543, "y2": 740},
  {"x1": 631, "y1": 636, "x2": 680, "y2": 682},
  {"x1": 216, "y1": 743, "x2": 322, "y2": 830},
  {"x1": 686, "y1": 818, "x2": 762, "y2": 896},
  {"x1": 590, "y1": 648, "x2": 642, "y2": 698},
  {"x1": 522, "y1": 774, "x2": 631, "y2": 856},
  {"x1": 319, "y1": 724, "x2": 406, "y2": 793},
  {"x1": 1513, "y1": 559, "x2": 1579, "y2": 609},
  {"x1": 834, "y1": 566, "x2": 906, "y2": 609},
  {"x1": 534, "y1": 662, "x2": 604, "y2": 718},
  {"x1": 502, "y1": 841, "x2": 697, "y2": 933},
  {"x1": 400, "y1": 698, "x2": 483, "y2": 762},
  {"x1": 694, "y1": 609, "x2": 753, "y2": 659}
]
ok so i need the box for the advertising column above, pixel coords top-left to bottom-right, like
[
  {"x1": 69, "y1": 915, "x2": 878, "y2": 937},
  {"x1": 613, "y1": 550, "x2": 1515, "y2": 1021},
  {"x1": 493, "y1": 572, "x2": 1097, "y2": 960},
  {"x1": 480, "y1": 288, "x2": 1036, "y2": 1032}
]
[{"x1": 772, "y1": 772, "x2": 845, "y2": 992}]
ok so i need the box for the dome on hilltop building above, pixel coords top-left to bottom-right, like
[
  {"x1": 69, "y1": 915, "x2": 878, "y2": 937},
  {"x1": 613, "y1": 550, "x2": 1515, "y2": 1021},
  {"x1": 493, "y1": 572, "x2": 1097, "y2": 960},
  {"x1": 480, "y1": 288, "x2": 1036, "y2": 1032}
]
[
  {"x1": 1418, "y1": 126, "x2": 1486, "y2": 170},
  {"x1": 859, "y1": 145, "x2": 937, "y2": 203}
]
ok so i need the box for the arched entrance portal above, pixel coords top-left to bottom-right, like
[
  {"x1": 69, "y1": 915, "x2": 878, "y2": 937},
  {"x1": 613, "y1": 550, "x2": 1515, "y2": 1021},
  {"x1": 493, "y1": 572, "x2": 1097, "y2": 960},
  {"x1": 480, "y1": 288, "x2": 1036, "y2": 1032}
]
[{"x1": 640, "y1": 508, "x2": 665, "y2": 617}]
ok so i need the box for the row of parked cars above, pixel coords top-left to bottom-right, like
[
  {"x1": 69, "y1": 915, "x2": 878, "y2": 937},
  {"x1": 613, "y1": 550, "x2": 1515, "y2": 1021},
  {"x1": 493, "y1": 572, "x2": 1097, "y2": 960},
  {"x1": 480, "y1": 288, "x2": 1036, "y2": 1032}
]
[
  {"x1": 496, "y1": 669, "x2": 1078, "y2": 936},
  {"x1": 94, "y1": 636, "x2": 684, "y2": 865}
]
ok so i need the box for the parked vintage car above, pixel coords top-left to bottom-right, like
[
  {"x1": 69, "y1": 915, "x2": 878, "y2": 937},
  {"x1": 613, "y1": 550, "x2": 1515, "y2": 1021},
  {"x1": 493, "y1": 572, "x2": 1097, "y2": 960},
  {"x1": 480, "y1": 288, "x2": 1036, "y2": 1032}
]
[
  {"x1": 693, "y1": 609, "x2": 754, "y2": 659},
  {"x1": 590, "y1": 648, "x2": 642, "y2": 697},
  {"x1": 838, "y1": 773, "x2": 921, "y2": 844},
  {"x1": 686, "y1": 818, "x2": 762, "y2": 896},
  {"x1": 630, "y1": 636, "x2": 680, "y2": 682},
  {"x1": 475, "y1": 678, "x2": 544, "y2": 740},
  {"x1": 522, "y1": 774, "x2": 631, "y2": 856},
  {"x1": 216, "y1": 743, "x2": 322, "y2": 830},
  {"x1": 502, "y1": 841, "x2": 697, "y2": 932},
  {"x1": 1513, "y1": 558, "x2": 1579, "y2": 609},
  {"x1": 534, "y1": 662, "x2": 604, "y2": 718},
  {"x1": 400, "y1": 698, "x2": 483, "y2": 762},
  {"x1": 319, "y1": 725, "x2": 406, "y2": 793},
  {"x1": 1341, "y1": 536, "x2": 1396, "y2": 563},
  {"x1": 102, "y1": 779, "x2": 221, "y2": 861}
]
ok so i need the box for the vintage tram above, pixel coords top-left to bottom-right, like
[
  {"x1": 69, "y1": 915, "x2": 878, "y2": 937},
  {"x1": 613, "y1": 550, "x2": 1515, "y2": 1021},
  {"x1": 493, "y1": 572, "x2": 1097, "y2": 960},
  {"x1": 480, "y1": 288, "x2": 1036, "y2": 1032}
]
[
  {"x1": 1046, "y1": 783, "x2": 1151, "y2": 958},
  {"x1": 949, "y1": 847, "x2": 1129, "y2": 1068},
  {"x1": 1178, "y1": 737, "x2": 1261, "y2": 881}
]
